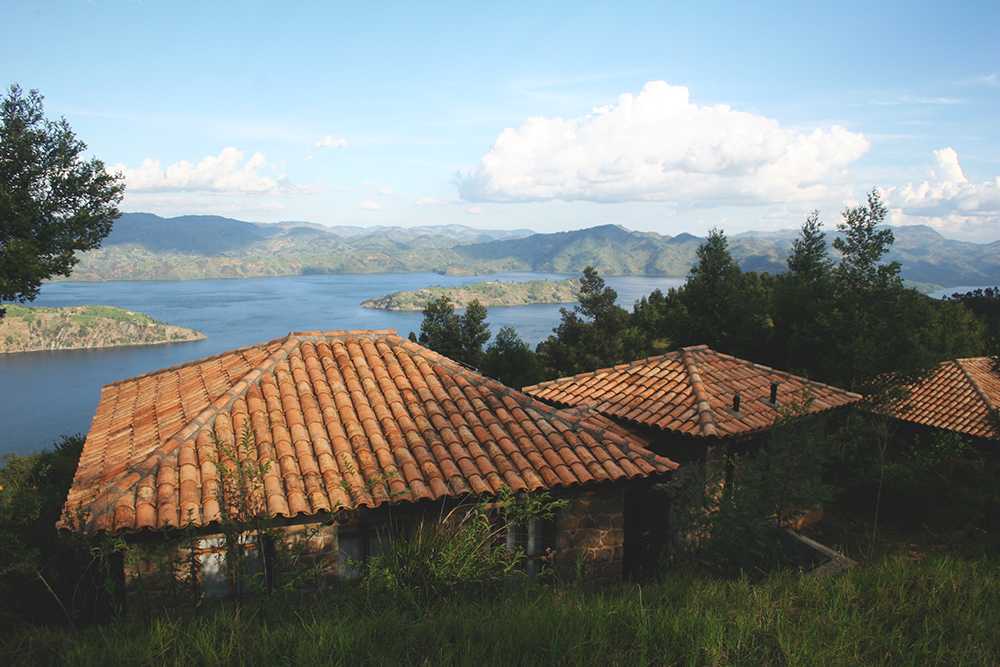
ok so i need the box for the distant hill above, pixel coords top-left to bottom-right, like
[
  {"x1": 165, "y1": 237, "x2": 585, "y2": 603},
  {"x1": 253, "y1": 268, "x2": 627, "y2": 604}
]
[
  {"x1": 62, "y1": 213, "x2": 1000, "y2": 287},
  {"x1": 455, "y1": 224, "x2": 789, "y2": 276}
]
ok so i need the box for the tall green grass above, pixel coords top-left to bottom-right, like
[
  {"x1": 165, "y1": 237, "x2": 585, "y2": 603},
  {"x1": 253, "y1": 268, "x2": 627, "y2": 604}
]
[{"x1": 4, "y1": 555, "x2": 998, "y2": 666}]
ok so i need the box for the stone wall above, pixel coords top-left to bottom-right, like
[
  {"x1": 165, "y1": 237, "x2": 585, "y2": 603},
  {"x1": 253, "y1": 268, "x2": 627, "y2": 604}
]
[{"x1": 553, "y1": 485, "x2": 626, "y2": 581}]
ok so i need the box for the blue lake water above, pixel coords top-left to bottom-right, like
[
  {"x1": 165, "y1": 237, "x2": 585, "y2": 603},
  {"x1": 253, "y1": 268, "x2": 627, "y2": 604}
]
[{"x1": 0, "y1": 272, "x2": 684, "y2": 455}]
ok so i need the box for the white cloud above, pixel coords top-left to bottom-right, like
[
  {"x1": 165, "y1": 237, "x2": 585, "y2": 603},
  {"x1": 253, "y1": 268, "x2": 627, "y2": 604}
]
[
  {"x1": 465, "y1": 206, "x2": 482, "y2": 215},
  {"x1": 377, "y1": 186, "x2": 394, "y2": 196},
  {"x1": 415, "y1": 196, "x2": 446, "y2": 206},
  {"x1": 359, "y1": 200, "x2": 381, "y2": 211},
  {"x1": 315, "y1": 135, "x2": 349, "y2": 149},
  {"x1": 457, "y1": 81, "x2": 870, "y2": 206},
  {"x1": 110, "y1": 147, "x2": 287, "y2": 194},
  {"x1": 885, "y1": 148, "x2": 1000, "y2": 238}
]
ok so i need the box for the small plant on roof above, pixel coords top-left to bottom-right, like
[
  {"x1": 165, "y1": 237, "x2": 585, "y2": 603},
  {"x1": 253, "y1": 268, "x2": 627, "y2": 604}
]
[{"x1": 211, "y1": 421, "x2": 274, "y2": 600}]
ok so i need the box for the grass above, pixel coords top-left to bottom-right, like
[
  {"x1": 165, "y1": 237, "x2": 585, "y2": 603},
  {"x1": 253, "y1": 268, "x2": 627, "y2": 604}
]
[{"x1": 4, "y1": 555, "x2": 998, "y2": 666}]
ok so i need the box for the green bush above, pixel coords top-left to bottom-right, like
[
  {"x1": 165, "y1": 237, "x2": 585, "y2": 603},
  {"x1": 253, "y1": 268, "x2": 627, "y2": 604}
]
[
  {"x1": 668, "y1": 401, "x2": 833, "y2": 577},
  {"x1": 0, "y1": 435, "x2": 126, "y2": 628}
]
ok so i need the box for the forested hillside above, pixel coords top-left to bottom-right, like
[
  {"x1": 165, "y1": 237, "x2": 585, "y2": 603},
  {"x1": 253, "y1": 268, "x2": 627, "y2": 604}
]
[{"x1": 62, "y1": 213, "x2": 1000, "y2": 287}]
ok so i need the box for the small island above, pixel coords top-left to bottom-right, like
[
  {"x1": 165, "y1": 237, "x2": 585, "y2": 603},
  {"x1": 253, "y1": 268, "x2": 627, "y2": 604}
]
[
  {"x1": 0, "y1": 304, "x2": 205, "y2": 354},
  {"x1": 361, "y1": 278, "x2": 580, "y2": 311}
]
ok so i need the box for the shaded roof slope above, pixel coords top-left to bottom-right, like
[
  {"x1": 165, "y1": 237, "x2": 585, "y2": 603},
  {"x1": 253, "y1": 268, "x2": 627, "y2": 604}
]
[
  {"x1": 523, "y1": 345, "x2": 861, "y2": 438},
  {"x1": 886, "y1": 357, "x2": 999, "y2": 441},
  {"x1": 62, "y1": 330, "x2": 676, "y2": 533}
]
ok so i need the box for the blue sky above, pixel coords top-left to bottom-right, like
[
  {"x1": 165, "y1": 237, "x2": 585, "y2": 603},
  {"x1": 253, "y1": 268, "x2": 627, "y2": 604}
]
[{"x1": 5, "y1": 1, "x2": 1000, "y2": 239}]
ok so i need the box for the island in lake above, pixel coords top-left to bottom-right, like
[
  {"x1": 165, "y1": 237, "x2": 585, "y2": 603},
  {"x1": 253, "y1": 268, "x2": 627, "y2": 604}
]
[
  {"x1": 0, "y1": 305, "x2": 205, "y2": 354},
  {"x1": 361, "y1": 278, "x2": 580, "y2": 311}
]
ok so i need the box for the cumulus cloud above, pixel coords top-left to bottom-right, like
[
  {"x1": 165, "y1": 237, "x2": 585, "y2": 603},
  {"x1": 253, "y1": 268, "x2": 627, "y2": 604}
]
[
  {"x1": 110, "y1": 147, "x2": 287, "y2": 194},
  {"x1": 457, "y1": 81, "x2": 870, "y2": 206},
  {"x1": 360, "y1": 200, "x2": 381, "y2": 211},
  {"x1": 465, "y1": 206, "x2": 482, "y2": 215},
  {"x1": 885, "y1": 148, "x2": 1000, "y2": 237},
  {"x1": 316, "y1": 135, "x2": 349, "y2": 149}
]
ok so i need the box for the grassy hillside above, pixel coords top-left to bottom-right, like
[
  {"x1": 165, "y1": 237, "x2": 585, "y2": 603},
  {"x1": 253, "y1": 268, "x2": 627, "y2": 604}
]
[
  {"x1": 361, "y1": 278, "x2": 580, "y2": 310},
  {"x1": 0, "y1": 305, "x2": 204, "y2": 353},
  {"x1": 4, "y1": 556, "x2": 997, "y2": 665}
]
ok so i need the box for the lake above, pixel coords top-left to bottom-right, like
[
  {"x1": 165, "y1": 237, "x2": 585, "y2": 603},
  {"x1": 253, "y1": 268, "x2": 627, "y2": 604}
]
[{"x1": 0, "y1": 272, "x2": 683, "y2": 455}]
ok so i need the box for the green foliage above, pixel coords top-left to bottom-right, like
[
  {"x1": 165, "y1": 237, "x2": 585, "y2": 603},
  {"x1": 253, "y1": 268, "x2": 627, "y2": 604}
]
[
  {"x1": 211, "y1": 422, "x2": 274, "y2": 600},
  {"x1": 668, "y1": 399, "x2": 833, "y2": 577},
  {"x1": 414, "y1": 296, "x2": 492, "y2": 368},
  {"x1": 829, "y1": 414, "x2": 999, "y2": 547},
  {"x1": 0, "y1": 85, "x2": 123, "y2": 316},
  {"x1": 360, "y1": 505, "x2": 523, "y2": 608},
  {"x1": 537, "y1": 266, "x2": 635, "y2": 376},
  {"x1": 946, "y1": 286, "x2": 1000, "y2": 371},
  {"x1": 0, "y1": 435, "x2": 127, "y2": 628},
  {"x1": 459, "y1": 300, "x2": 490, "y2": 368},
  {"x1": 481, "y1": 326, "x2": 544, "y2": 388},
  {"x1": 360, "y1": 489, "x2": 568, "y2": 609}
]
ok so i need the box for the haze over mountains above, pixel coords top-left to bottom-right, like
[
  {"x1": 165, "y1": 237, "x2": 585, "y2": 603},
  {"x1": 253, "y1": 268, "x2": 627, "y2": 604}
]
[{"x1": 64, "y1": 212, "x2": 1000, "y2": 288}]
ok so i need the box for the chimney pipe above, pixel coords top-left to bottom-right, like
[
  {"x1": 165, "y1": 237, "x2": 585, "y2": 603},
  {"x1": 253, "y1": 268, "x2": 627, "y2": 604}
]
[
  {"x1": 732, "y1": 391, "x2": 741, "y2": 412},
  {"x1": 770, "y1": 382, "x2": 780, "y2": 404}
]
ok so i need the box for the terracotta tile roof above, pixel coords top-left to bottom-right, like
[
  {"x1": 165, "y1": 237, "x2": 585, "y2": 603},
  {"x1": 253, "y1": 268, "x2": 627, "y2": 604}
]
[
  {"x1": 885, "y1": 357, "x2": 1000, "y2": 441},
  {"x1": 61, "y1": 330, "x2": 676, "y2": 533},
  {"x1": 523, "y1": 345, "x2": 862, "y2": 438}
]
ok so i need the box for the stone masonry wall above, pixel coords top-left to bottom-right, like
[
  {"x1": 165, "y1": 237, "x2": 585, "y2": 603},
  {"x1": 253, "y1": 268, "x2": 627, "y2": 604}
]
[{"x1": 554, "y1": 485, "x2": 626, "y2": 581}]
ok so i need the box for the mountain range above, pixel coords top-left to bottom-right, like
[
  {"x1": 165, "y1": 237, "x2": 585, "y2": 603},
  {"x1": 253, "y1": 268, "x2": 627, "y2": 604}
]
[{"x1": 62, "y1": 212, "x2": 1000, "y2": 288}]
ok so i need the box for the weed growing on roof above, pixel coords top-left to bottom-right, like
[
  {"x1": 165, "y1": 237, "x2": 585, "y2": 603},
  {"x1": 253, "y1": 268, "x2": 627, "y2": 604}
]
[{"x1": 211, "y1": 421, "x2": 274, "y2": 601}]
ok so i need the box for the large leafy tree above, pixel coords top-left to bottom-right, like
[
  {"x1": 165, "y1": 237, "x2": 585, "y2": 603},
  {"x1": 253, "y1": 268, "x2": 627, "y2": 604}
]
[
  {"x1": 664, "y1": 229, "x2": 773, "y2": 359},
  {"x1": 537, "y1": 266, "x2": 632, "y2": 376},
  {"x1": 772, "y1": 212, "x2": 836, "y2": 373},
  {"x1": 1, "y1": 85, "x2": 124, "y2": 316},
  {"x1": 481, "y1": 326, "x2": 543, "y2": 389},
  {"x1": 459, "y1": 299, "x2": 490, "y2": 368},
  {"x1": 822, "y1": 190, "x2": 983, "y2": 394}
]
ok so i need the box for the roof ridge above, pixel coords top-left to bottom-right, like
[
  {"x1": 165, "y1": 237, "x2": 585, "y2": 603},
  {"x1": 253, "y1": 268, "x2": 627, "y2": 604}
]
[
  {"x1": 102, "y1": 332, "x2": 294, "y2": 388},
  {"x1": 955, "y1": 358, "x2": 997, "y2": 414},
  {"x1": 522, "y1": 349, "x2": 686, "y2": 392},
  {"x1": 703, "y1": 346, "x2": 864, "y2": 400},
  {"x1": 680, "y1": 347, "x2": 720, "y2": 437}
]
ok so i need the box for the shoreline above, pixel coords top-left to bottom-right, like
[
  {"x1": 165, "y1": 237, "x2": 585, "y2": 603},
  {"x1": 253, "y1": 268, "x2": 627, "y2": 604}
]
[{"x1": 0, "y1": 332, "x2": 207, "y2": 355}]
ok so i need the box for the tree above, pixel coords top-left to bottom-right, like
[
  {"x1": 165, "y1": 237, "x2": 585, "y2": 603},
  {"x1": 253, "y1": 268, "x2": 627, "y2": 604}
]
[
  {"x1": 946, "y1": 287, "x2": 1000, "y2": 371},
  {"x1": 481, "y1": 326, "x2": 544, "y2": 389},
  {"x1": 772, "y1": 212, "x2": 835, "y2": 373},
  {"x1": 788, "y1": 211, "x2": 833, "y2": 278},
  {"x1": 666, "y1": 229, "x2": 772, "y2": 359},
  {"x1": 415, "y1": 296, "x2": 492, "y2": 367},
  {"x1": 1, "y1": 85, "x2": 123, "y2": 316},
  {"x1": 459, "y1": 300, "x2": 490, "y2": 369},
  {"x1": 832, "y1": 190, "x2": 899, "y2": 292},
  {"x1": 537, "y1": 267, "x2": 631, "y2": 376},
  {"x1": 416, "y1": 296, "x2": 463, "y2": 361}
]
